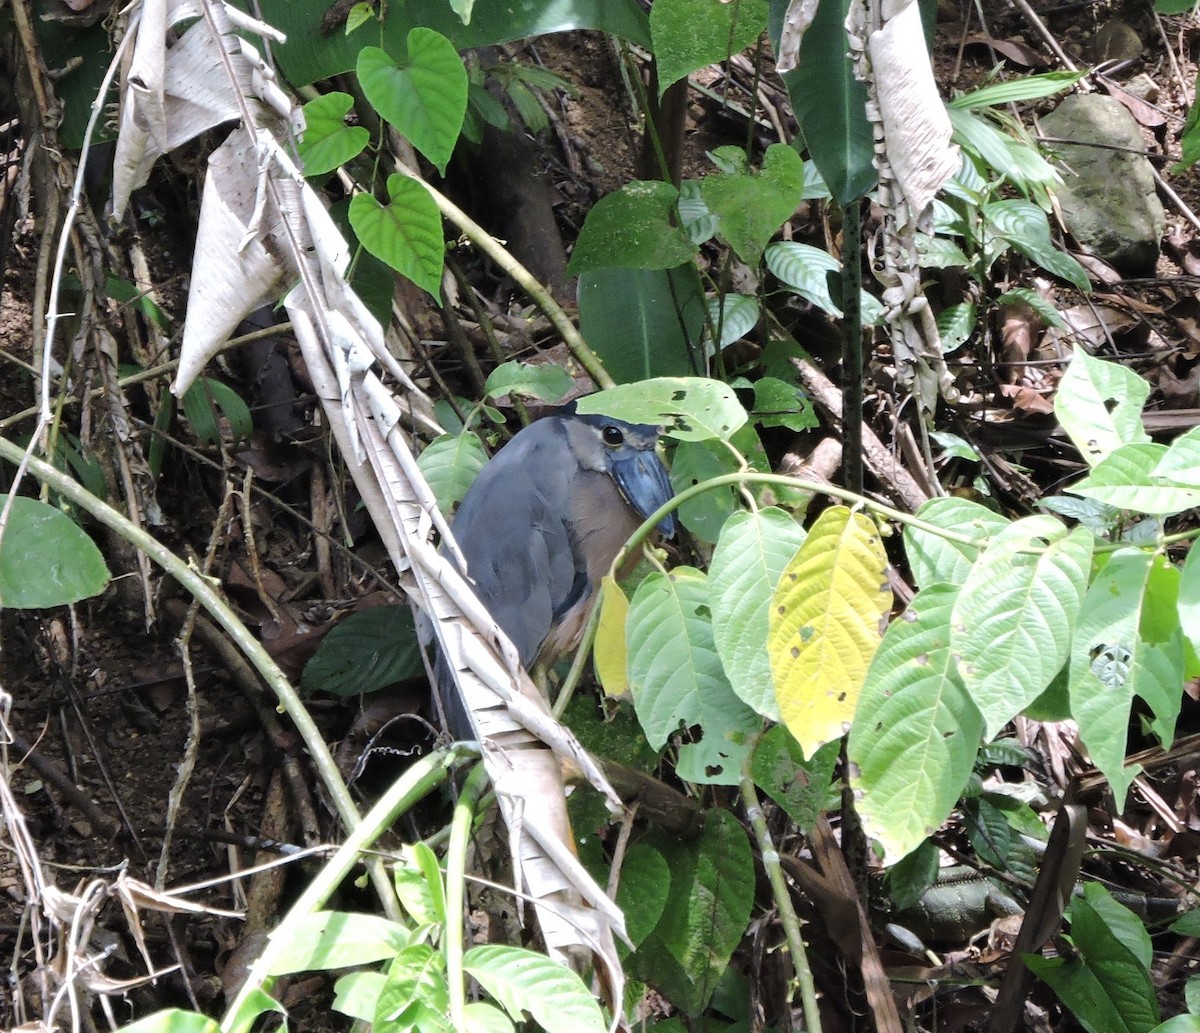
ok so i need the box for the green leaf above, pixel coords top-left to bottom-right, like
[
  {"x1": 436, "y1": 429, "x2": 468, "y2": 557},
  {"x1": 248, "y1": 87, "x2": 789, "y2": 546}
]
[
  {"x1": 577, "y1": 265, "x2": 704, "y2": 383},
  {"x1": 356, "y1": 31, "x2": 467, "y2": 173},
  {"x1": 349, "y1": 173, "x2": 444, "y2": 299},
  {"x1": 393, "y1": 843, "x2": 446, "y2": 927},
  {"x1": 615, "y1": 843, "x2": 672, "y2": 948},
  {"x1": 650, "y1": 0, "x2": 768, "y2": 94},
  {"x1": 1171, "y1": 908, "x2": 1200, "y2": 938},
  {"x1": 1027, "y1": 890, "x2": 1160, "y2": 1033},
  {"x1": 181, "y1": 377, "x2": 253, "y2": 445},
  {"x1": 950, "y1": 70, "x2": 1085, "y2": 109},
  {"x1": 1179, "y1": 544, "x2": 1200, "y2": 655},
  {"x1": 567, "y1": 181, "x2": 696, "y2": 274},
  {"x1": 1071, "y1": 550, "x2": 1184, "y2": 811},
  {"x1": 627, "y1": 567, "x2": 761, "y2": 784},
  {"x1": 937, "y1": 302, "x2": 976, "y2": 353},
  {"x1": 750, "y1": 726, "x2": 838, "y2": 829},
  {"x1": 1055, "y1": 350, "x2": 1150, "y2": 466},
  {"x1": 904, "y1": 497, "x2": 1009, "y2": 590},
  {"x1": 1069, "y1": 443, "x2": 1200, "y2": 516},
  {"x1": 850, "y1": 583, "x2": 984, "y2": 864},
  {"x1": 576, "y1": 377, "x2": 748, "y2": 441},
  {"x1": 984, "y1": 199, "x2": 1091, "y2": 292},
  {"x1": 1080, "y1": 883, "x2": 1152, "y2": 970},
  {"x1": 334, "y1": 971, "x2": 387, "y2": 1022},
  {"x1": 669, "y1": 440, "x2": 739, "y2": 544},
  {"x1": 345, "y1": 3, "x2": 375, "y2": 34},
  {"x1": 258, "y1": 0, "x2": 650, "y2": 88},
  {"x1": 1150, "y1": 1017, "x2": 1200, "y2": 1033},
  {"x1": 700, "y1": 144, "x2": 805, "y2": 264},
  {"x1": 678, "y1": 180, "x2": 718, "y2": 244},
  {"x1": 651, "y1": 810, "x2": 754, "y2": 1014},
  {"x1": 997, "y1": 287, "x2": 1068, "y2": 329},
  {"x1": 418, "y1": 431, "x2": 489, "y2": 517},
  {"x1": 0, "y1": 496, "x2": 110, "y2": 608},
  {"x1": 771, "y1": 0, "x2": 875, "y2": 204},
  {"x1": 113, "y1": 1012, "x2": 221, "y2": 1033},
  {"x1": 709, "y1": 508, "x2": 807, "y2": 718},
  {"x1": 705, "y1": 293, "x2": 760, "y2": 349},
  {"x1": 463, "y1": 1002, "x2": 516, "y2": 1033},
  {"x1": 751, "y1": 376, "x2": 817, "y2": 431},
  {"x1": 765, "y1": 241, "x2": 884, "y2": 323},
  {"x1": 376, "y1": 944, "x2": 451, "y2": 1032},
  {"x1": 463, "y1": 945, "x2": 607, "y2": 1033},
  {"x1": 302, "y1": 606, "x2": 424, "y2": 696},
  {"x1": 1153, "y1": 425, "x2": 1200, "y2": 485},
  {"x1": 267, "y1": 911, "x2": 411, "y2": 974},
  {"x1": 484, "y1": 361, "x2": 573, "y2": 403},
  {"x1": 950, "y1": 517, "x2": 1092, "y2": 739},
  {"x1": 298, "y1": 92, "x2": 370, "y2": 176}
]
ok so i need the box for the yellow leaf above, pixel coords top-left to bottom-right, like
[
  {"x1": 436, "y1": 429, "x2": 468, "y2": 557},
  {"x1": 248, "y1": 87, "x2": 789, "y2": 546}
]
[
  {"x1": 594, "y1": 575, "x2": 630, "y2": 698},
  {"x1": 769, "y1": 507, "x2": 892, "y2": 757}
]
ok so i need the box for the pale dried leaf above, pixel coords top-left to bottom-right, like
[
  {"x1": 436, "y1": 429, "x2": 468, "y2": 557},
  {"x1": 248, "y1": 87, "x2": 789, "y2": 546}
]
[
  {"x1": 868, "y1": 0, "x2": 959, "y2": 215},
  {"x1": 775, "y1": 0, "x2": 819, "y2": 73}
]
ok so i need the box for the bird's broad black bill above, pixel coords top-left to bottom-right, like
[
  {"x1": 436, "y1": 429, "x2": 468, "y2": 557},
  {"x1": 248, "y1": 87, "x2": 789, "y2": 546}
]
[{"x1": 612, "y1": 450, "x2": 677, "y2": 537}]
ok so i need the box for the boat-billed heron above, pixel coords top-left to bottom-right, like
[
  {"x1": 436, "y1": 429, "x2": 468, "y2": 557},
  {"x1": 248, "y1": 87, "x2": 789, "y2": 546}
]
[{"x1": 436, "y1": 403, "x2": 676, "y2": 737}]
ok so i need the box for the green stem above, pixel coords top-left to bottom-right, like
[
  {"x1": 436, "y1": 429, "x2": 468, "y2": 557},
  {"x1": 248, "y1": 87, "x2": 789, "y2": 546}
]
[
  {"x1": 445, "y1": 762, "x2": 491, "y2": 1029},
  {"x1": 399, "y1": 165, "x2": 615, "y2": 391},
  {"x1": 740, "y1": 750, "x2": 822, "y2": 1033},
  {"x1": 0, "y1": 434, "x2": 401, "y2": 921},
  {"x1": 221, "y1": 749, "x2": 461, "y2": 1033}
]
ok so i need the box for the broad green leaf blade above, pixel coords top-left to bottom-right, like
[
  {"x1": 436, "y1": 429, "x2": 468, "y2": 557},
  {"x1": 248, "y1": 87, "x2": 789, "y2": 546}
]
[
  {"x1": 377, "y1": 944, "x2": 451, "y2": 1032},
  {"x1": 1080, "y1": 883, "x2": 1152, "y2": 970},
  {"x1": 669, "y1": 439, "x2": 739, "y2": 543},
  {"x1": 904, "y1": 496, "x2": 1009, "y2": 589},
  {"x1": 463, "y1": 945, "x2": 606, "y2": 1033},
  {"x1": 181, "y1": 377, "x2": 253, "y2": 444},
  {"x1": 297, "y1": 92, "x2": 370, "y2": 176},
  {"x1": 594, "y1": 575, "x2": 630, "y2": 697},
  {"x1": 750, "y1": 726, "x2": 838, "y2": 830},
  {"x1": 1055, "y1": 350, "x2": 1151, "y2": 466},
  {"x1": 765, "y1": 241, "x2": 885, "y2": 323},
  {"x1": 615, "y1": 842, "x2": 672, "y2": 947},
  {"x1": 678, "y1": 179, "x2": 718, "y2": 244},
  {"x1": 849, "y1": 584, "x2": 984, "y2": 865},
  {"x1": 356, "y1": 32, "x2": 467, "y2": 174},
  {"x1": 258, "y1": 0, "x2": 650, "y2": 87},
  {"x1": 566, "y1": 181, "x2": 697, "y2": 273},
  {"x1": 771, "y1": 0, "x2": 876, "y2": 204},
  {"x1": 1152, "y1": 425, "x2": 1200, "y2": 485},
  {"x1": 1179, "y1": 543, "x2": 1200, "y2": 653},
  {"x1": 577, "y1": 265, "x2": 703, "y2": 383},
  {"x1": 1069, "y1": 442, "x2": 1200, "y2": 516},
  {"x1": 333, "y1": 972, "x2": 388, "y2": 1023},
  {"x1": 462, "y1": 1002, "x2": 516, "y2": 1033},
  {"x1": 700, "y1": 144, "x2": 805, "y2": 264},
  {"x1": 0, "y1": 496, "x2": 110, "y2": 608},
  {"x1": 709, "y1": 507, "x2": 808, "y2": 718},
  {"x1": 750, "y1": 376, "x2": 817, "y2": 431},
  {"x1": 651, "y1": 0, "x2": 768, "y2": 94},
  {"x1": 769, "y1": 507, "x2": 892, "y2": 757},
  {"x1": 950, "y1": 517, "x2": 1092, "y2": 739},
  {"x1": 705, "y1": 292, "x2": 760, "y2": 348},
  {"x1": 418, "y1": 431, "x2": 488, "y2": 517},
  {"x1": 652, "y1": 810, "x2": 754, "y2": 1014},
  {"x1": 393, "y1": 843, "x2": 446, "y2": 927},
  {"x1": 1070, "y1": 550, "x2": 1184, "y2": 811},
  {"x1": 984, "y1": 199, "x2": 1091, "y2": 291},
  {"x1": 484, "y1": 361, "x2": 573, "y2": 403},
  {"x1": 349, "y1": 173, "x2": 444, "y2": 299},
  {"x1": 627, "y1": 567, "x2": 761, "y2": 784},
  {"x1": 576, "y1": 377, "x2": 748, "y2": 441},
  {"x1": 950, "y1": 70, "x2": 1085, "y2": 109},
  {"x1": 301, "y1": 606, "x2": 424, "y2": 696},
  {"x1": 937, "y1": 301, "x2": 976, "y2": 353},
  {"x1": 267, "y1": 911, "x2": 411, "y2": 974}
]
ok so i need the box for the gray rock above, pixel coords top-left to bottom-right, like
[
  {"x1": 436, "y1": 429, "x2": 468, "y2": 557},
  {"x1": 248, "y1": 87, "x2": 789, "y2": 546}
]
[{"x1": 1040, "y1": 94, "x2": 1164, "y2": 274}]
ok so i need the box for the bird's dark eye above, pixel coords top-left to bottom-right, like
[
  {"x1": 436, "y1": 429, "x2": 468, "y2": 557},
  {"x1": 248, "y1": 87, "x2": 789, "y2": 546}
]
[{"x1": 602, "y1": 425, "x2": 624, "y2": 446}]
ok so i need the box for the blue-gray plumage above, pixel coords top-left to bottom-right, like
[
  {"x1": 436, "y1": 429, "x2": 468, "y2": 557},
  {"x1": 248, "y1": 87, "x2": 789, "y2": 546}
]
[{"x1": 436, "y1": 404, "x2": 676, "y2": 737}]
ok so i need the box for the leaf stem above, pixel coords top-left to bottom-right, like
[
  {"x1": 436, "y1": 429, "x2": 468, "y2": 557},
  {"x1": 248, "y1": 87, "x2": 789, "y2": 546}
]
[{"x1": 446, "y1": 762, "x2": 491, "y2": 1029}]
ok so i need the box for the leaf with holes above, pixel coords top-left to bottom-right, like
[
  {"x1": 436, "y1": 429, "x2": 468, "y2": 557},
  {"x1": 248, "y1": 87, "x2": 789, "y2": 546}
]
[
  {"x1": 769, "y1": 507, "x2": 892, "y2": 757},
  {"x1": 951, "y1": 516, "x2": 1092, "y2": 740},
  {"x1": 1070, "y1": 549, "x2": 1184, "y2": 811},
  {"x1": 710, "y1": 508, "x2": 807, "y2": 718},
  {"x1": 576, "y1": 377, "x2": 748, "y2": 441},
  {"x1": 904, "y1": 497, "x2": 1008, "y2": 590},
  {"x1": 1069, "y1": 443, "x2": 1200, "y2": 516},
  {"x1": 1055, "y1": 350, "x2": 1150, "y2": 466},
  {"x1": 850, "y1": 583, "x2": 984, "y2": 864},
  {"x1": 627, "y1": 567, "x2": 761, "y2": 784},
  {"x1": 356, "y1": 31, "x2": 467, "y2": 173}
]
